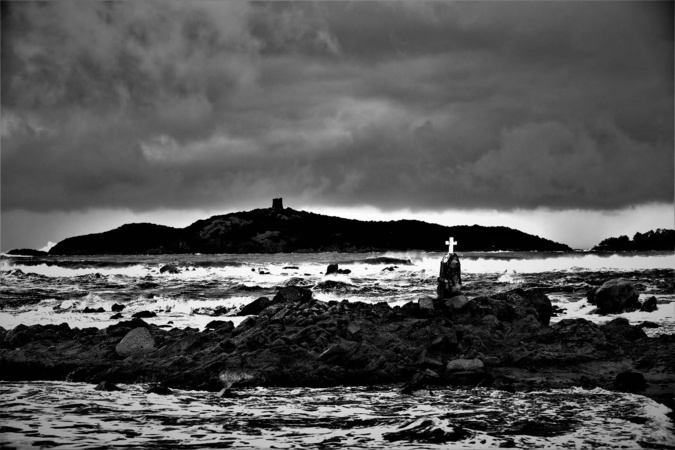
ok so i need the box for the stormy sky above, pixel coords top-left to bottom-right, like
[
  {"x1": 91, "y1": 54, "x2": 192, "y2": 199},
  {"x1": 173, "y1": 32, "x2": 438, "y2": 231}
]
[{"x1": 1, "y1": 1, "x2": 673, "y2": 251}]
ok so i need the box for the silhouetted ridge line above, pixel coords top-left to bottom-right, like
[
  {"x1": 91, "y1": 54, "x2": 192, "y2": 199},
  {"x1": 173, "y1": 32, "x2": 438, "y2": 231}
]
[{"x1": 49, "y1": 207, "x2": 573, "y2": 255}]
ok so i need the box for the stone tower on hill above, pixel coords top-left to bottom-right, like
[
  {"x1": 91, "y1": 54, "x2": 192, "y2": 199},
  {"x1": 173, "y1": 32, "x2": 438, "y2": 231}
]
[{"x1": 272, "y1": 198, "x2": 284, "y2": 210}]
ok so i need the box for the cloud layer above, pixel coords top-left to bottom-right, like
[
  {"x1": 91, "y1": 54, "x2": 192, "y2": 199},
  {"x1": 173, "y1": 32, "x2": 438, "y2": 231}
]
[{"x1": 2, "y1": 1, "x2": 673, "y2": 214}]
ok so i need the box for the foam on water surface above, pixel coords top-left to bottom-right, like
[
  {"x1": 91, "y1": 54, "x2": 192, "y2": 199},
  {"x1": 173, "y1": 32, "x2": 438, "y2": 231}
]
[
  {"x1": 1, "y1": 251, "x2": 674, "y2": 332},
  {"x1": 0, "y1": 382, "x2": 672, "y2": 449}
]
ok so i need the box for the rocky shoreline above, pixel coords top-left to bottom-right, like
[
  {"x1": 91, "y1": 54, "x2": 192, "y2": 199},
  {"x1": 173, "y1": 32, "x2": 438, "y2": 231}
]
[{"x1": 2, "y1": 282, "x2": 673, "y2": 416}]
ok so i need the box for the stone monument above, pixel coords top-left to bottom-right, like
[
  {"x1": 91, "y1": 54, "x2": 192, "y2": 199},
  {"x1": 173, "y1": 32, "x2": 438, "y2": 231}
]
[
  {"x1": 272, "y1": 198, "x2": 284, "y2": 210},
  {"x1": 437, "y1": 237, "x2": 461, "y2": 299}
]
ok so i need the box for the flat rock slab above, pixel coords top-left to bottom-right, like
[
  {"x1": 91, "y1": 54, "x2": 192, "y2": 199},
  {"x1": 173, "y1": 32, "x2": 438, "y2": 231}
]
[{"x1": 116, "y1": 327, "x2": 155, "y2": 358}]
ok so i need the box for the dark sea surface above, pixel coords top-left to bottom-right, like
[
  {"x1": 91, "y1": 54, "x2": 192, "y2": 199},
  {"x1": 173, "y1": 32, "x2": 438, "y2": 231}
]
[{"x1": 1, "y1": 251, "x2": 674, "y2": 448}]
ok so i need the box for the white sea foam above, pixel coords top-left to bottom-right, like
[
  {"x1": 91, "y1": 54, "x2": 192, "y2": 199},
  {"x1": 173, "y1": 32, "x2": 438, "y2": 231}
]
[
  {"x1": 550, "y1": 294, "x2": 675, "y2": 336},
  {"x1": 0, "y1": 383, "x2": 672, "y2": 449}
]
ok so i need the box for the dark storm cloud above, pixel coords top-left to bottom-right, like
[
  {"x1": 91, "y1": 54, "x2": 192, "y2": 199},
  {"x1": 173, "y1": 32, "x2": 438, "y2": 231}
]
[{"x1": 1, "y1": 1, "x2": 672, "y2": 214}]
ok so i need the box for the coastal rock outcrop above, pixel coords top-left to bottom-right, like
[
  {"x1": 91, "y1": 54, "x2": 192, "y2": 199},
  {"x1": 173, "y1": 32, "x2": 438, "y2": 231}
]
[{"x1": 1, "y1": 253, "x2": 672, "y2": 411}]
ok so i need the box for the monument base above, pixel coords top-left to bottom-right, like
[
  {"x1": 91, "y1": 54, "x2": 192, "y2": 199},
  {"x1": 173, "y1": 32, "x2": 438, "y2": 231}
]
[{"x1": 437, "y1": 253, "x2": 461, "y2": 299}]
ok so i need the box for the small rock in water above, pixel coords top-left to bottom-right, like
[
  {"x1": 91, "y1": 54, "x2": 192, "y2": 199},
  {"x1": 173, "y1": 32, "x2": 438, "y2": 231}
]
[
  {"x1": 590, "y1": 278, "x2": 640, "y2": 314},
  {"x1": 159, "y1": 264, "x2": 180, "y2": 274},
  {"x1": 613, "y1": 371, "x2": 646, "y2": 392},
  {"x1": 82, "y1": 307, "x2": 105, "y2": 313},
  {"x1": 111, "y1": 303, "x2": 125, "y2": 312},
  {"x1": 639, "y1": 296, "x2": 658, "y2": 312},
  {"x1": 94, "y1": 381, "x2": 122, "y2": 391},
  {"x1": 146, "y1": 385, "x2": 172, "y2": 395},
  {"x1": 637, "y1": 321, "x2": 660, "y2": 329},
  {"x1": 325, "y1": 263, "x2": 351, "y2": 275},
  {"x1": 238, "y1": 297, "x2": 272, "y2": 316},
  {"x1": 217, "y1": 388, "x2": 237, "y2": 398},
  {"x1": 110, "y1": 313, "x2": 123, "y2": 320},
  {"x1": 132, "y1": 311, "x2": 157, "y2": 318}
]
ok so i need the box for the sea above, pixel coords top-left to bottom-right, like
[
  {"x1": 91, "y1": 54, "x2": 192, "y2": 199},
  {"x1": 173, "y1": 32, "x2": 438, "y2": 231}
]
[{"x1": 1, "y1": 251, "x2": 674, "y2": 449}]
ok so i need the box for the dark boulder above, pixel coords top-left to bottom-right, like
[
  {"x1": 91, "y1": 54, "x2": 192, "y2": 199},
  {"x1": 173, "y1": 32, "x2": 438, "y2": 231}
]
[
  {"x1": 639, "y1": 296, "x2": 658, "y2": 312},
  {"x1": 205, "y1": 320, "x2": 235, "y2": 333},
  {"x1": 94, "y1": 381, "x2": 122, "y2": 391},
  {"x1": 159, "y1": 264, "x2": 180, "y2": 274},
  {"x1": 146, "y1": 385, "x2": 173, "y2": 395},
  {"x1": 111, "y1": 303, "x2": 125, "y2": 312},
  {"x1": 82, "y1": 307, "x2": 105, "y2": 313},
  {"x1": 325, "y1": 264, "x2": 351, "y2": 275},
  {"x1": 442, "y1": 295, "x2": 469, "y2": 312},
  {"x1": 592, "y1": 279, "x2": 640, "y2": 314},
  {"x1": 108, "y1": 318, "x2": 149, "y2": 330},
  {"x1": 601, "y1": 318, "x2": 647, "y2": 342},
  {"x1": 115, "y1": 327, "x2": 155, "y2": 358},
  {"x1": 110, "y1": 313, "x2": 123, "y2": 320},
  {"x1": 272, "y1": 286, "x2": 312, "y2": 304},
  {"x1": 132, "y1": 311, "x2": 157, "y2": 319},
  {"x1": 613, "y1": 371, "x2": 646, "y2": 392},
  {"x1": 238, "y1": 297, "x2": 272, "y2": 316},
  {"x1": 491, "y1": 289, "x2": 553, "y2": 326}
]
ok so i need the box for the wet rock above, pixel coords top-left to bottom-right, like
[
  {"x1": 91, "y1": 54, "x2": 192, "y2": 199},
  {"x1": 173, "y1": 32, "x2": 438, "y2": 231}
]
[
  {"x1": 205, "y1": 320, "x2": 235, "y2": 333},
  {"x1": 443, "y1": 295, "x2": 469, "y2": 311},
  {"x1": 108, "y1": 318, "x2": 149, "y2": 330},
  {"x1": 418, "y1": 296, "x2": 435, "y2": 313},
  {"x1": 637, "y1": 321, "x2": 660, "y2": 329},
  {"x1": 445, "y1": 371, "x2": 493, "y2": 387},
  {"x1": 602, "y1": 317, "x2": 647, "y2": 342},
  {"x1": 82, "y1": 307, "x2": 105, "y2": 313},
  {"x1": 491, "y1": 289, "x2": 553, "y2": 326},
  {"x1": 591, "y1": 279, "x2": 640, "y2": 314},
  {"x1": 401, "y1": 369, "x2": 441, "y2": 395},
  {"x1": 314, "y1": 280, "x2": 353, "y2": 292},
  {"x1": 146, "y1": 385, "x2": 173, "y2": 395},
  {"x1": 94, "y1": 381, "x2": 122, "y2": 391},
  {"x1": 110, "y1": 313, "x2": 123, "y2": 320},
  {"x1": 272, "y1": 286, "x2": 312, "y2": 304},
  {"x1": 111, "y1": 303, "x2": 125, "y2": 312},
  {"x1": 325, "y1": 263, "x2": 351, "y2": 275},
  {"x1": 640, "y1": 296, "x2": 658, "y2": 312},
  {"x1": 446, "y1": 358, "x2": 484, "y2": 372},
  {"x1": 132, "y1": 311, "x2": 157, "y2": 319},
  {"x1": 159, "y1": 264, "x2": 180, "y2": 274},
  {"x1": 613, "y1": 371, "x2": 646, "y2": 392},
  {"x1": 238, "y1": 297, "x2": 272, "y2": 316},
  {"x1": 116, "y1": 327, "x2": 155, "y2": 358},
  {"x1": 217, "y1": 388, "x2": 237, "y2": 398},
  {"x1": 283, "y1": 266, "x2": 299, "y2": 270}
]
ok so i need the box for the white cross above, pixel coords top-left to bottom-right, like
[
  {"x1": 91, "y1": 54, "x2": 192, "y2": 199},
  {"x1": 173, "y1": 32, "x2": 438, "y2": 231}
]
[{"x1": 445, "y1": 237, "x2": 458, "y2": 253}]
